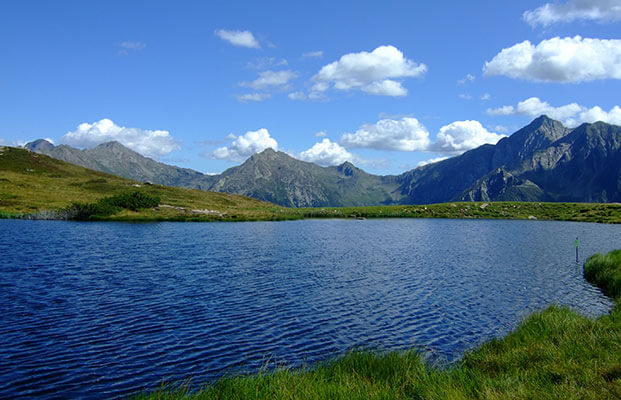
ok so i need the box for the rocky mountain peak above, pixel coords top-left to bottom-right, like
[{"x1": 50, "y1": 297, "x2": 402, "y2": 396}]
[
  {"x1": 337, "y1": 161, "x2": 358, "y2": 176},
  {"x1": 25, "y1": 139, "x2": 55, "y2": 153}
]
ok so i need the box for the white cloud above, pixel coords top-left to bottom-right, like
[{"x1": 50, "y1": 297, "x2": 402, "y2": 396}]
[
  {"x1": 481, "y1": 93, "x2": 491, "y2": 100},
  {"x1": 211, "y1": 128, "x2": 277, "y2": 162},
  {"x1": 303, "y1": 50, "x2": 323, "y2": 58},
  {"x1": 570, "y1": 105, "x2": 621, "y2": 126},
  {"x1": 459, "y1": 93, "x2": 472, "y2": 100},
  {"x1": 119, "y1": 41, "x2": 146, "y2": 55},
  {"x1": 246, "y1": 57, "x2": 288, "y2": 69},
  {"x1": 340, "y1": 117, "x2": 431, "y2": 151},
  {"x1": 490, "y1": 124, "x2": 509, "y2": 133},
  {"x1": 235, "y1": 93, "x2": 272, "y2": 102},
  {"x1": 417, "y1": 156, "x2": 449, "y2": 167},
  {"x1": 487, "y1": 105, "x2": 515, "y2": 116},
  {"x1": 483, "y1": 36, "x2": 621, "y2": 83},
  {"x1": 120, "y1": 41, "x2": 146, "y2": 50},
  {"x1": 61, "y1": 119, "x2": 180, "y2": 158},
  {"x1": 315, "y1": 131, "x2": 327, "y2": 137},
  {"x1": 215, "y1": 29, "x2": 260, "y2": 49},
  {"x1": 288, "y1": 91, "x2": 307, "y2": 100},
  {"x1": 299, "y1": 138, "x2": 356, "y2": 166},
  {"x1": 44, "y1": 137, "x2": 55, "y2": 145},
  {"x1": 458, "y1": 73, "x2": 475, "y2": 85},
  {"x1": 339, "y1": 117, "x2": 504, "y2": 155},
  {"x1": 524, "y1": 0, "x2": 621, "y2": 27},
  {"x1": 362, "y1": 79, "x2": 408, "y2": 96},
  {"x1": 311, "y1": 45, "x2": 426, "y2": 97},
  {"x1": 487, "y1": 97, "x2": 621, "y2": 127},
  {"x1": 431, "y1": 120, "x2": 506, "y2": 154},
  {"x1": 241, "y1": 70, "x2": 297, "y2": 90}
]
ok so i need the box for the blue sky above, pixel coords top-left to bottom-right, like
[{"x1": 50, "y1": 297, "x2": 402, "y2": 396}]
[{"x1": 1, "y1": 0, "x2": 620, "y2": 175}]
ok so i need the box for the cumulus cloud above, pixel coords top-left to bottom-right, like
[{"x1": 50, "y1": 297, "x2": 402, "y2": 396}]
[
  {"x1": 288, "y1": 91, "x2": 307, "y2": 100},
  {"x1": 315, "y1": 131, "x2": 327, "y2": 137},
  {"x1": 235, "y1": 93, "x2": 272, "y2": 102},
  {"x1": 215, "y1": 29, "x2": 260, "y2": 48},
  {"x1": 61, "y1": 119, "x2": 180, "y2": 158},
  {"x1": 211, "y1": 128, "x2": 278, "y2": 162},
  {"x1": 483, "y1": 36, "x2": 621, "y2": 83},
  {"x1": 299, "y1": 138, "x2": 356, "y2": 166},
  {"x1": 487, "y1": 97, "x2": 581, "y2": 120},
  {"x1": 524, "y1": 0, "x2": 621, "y2": 27},
  {"x1": 481, "y1": 93, "x2": 491, "y2": 100},
  {"x1": 338, "y1": 117, "x2": 504, "y2": 155},
  {"x1": 362, "y1": 79, "x2": 408, "y2": 96},
  {"x1": 311, "y1": 45, "x2": 426, "y2": 97},
  {"x1": 487, "y1": 97, "x2": 621, "y2": 127},
  {"x1": 572, "y1": 105, "x2": 621, "y2": 126},
  {"x1": 417, "y1": 156, "x2": 449, "y2": 167},
  {"x1": 431, "y1": 120, "x2": 505, "y2": 154},
  {"x1": 459, "y1": 93, "x2": 472, "y2": 100},
  {"x1": 340, "y1": 117, "x2": 431, "y2": 151},
  {"x1": 241, "y1": 70, "x2": 297, "y2": 90}
]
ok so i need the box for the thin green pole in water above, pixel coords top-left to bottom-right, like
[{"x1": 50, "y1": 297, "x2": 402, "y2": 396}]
[{"x1": 575, "y1": 237, "x2": 579, "y2": 263}]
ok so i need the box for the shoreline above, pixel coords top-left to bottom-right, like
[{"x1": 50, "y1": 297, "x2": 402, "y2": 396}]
[
  {"x1": 2, "y1": 201, "x2": 621, "y2": 224},
  {"x1": 133, "y1": 249, "x2": 621, "y2": 399}
]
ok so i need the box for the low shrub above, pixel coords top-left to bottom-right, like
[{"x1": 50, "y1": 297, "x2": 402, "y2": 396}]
[{"x1": 68, "y1": 191, "x2": 160, "y2": 220}]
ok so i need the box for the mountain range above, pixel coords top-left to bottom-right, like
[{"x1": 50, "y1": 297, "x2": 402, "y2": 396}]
[{"x1": 25, "y1": 116, "x2": 621, "y2": 206}]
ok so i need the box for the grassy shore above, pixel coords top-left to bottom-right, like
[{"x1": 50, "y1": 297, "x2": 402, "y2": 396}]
[
  {"x1": 2, "y1": 146, "x2": 621, "y2": 223},
  {"x1": 135, "y1": 250, "x2": 621, "y2": 399}
]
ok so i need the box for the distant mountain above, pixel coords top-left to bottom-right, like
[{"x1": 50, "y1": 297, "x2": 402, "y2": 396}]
[
  {"x1": 25, "y1": 140, "x2": 215, "y2": 189},
  {"x1": 24, "y1": 116, "x2": 621, "y2": 205},
  {"x1": 395, "y1": 116, "x2": 572, "y2": 204},
  {"x1": 208, "y1": 149, "x2": 402, "y2": 207}
]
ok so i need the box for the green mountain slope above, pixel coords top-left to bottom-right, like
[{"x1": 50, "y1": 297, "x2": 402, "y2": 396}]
[{"x1": 0, "y1": 146, "x2": 283, "y2": 221}]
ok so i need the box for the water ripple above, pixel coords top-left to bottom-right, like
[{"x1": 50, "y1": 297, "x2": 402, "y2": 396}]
[{"x1": 0, "y1": 218, "x2": 619, "y2": 399}]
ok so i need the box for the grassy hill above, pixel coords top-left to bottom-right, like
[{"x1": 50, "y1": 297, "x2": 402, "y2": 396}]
[
  {"x1": 1, "y1": 145, "x2": 621, "y2": 223},
  {"x1": 0, "y1": 146, "x2": 287, "y2": 221}
]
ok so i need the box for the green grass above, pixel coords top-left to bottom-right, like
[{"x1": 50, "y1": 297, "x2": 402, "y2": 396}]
[
  {"x1": 584, "y1": 250, "x2": 621, "y2": 300},
  {"x1": 294, "y1": 201, "x2": 621, "y2": 224},
  {"x1": 0, "y1": 146, "x2": 289, "y2": 221},
  {"x1": 3, "y1": 146, "x2": 621, "y2": 224},
  {"x1": 134, "y1": 251, "x2": 621, "y2": 399}
]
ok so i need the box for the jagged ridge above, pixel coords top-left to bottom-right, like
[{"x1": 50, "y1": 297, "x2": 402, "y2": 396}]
[{"x1": 24, "y1": 116, "x2": 621, "y2": 206}]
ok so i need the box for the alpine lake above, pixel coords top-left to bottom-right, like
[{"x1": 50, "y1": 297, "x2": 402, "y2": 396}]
[{"x1": 1, "y1": 218, "x2": 619, "y2": 399}]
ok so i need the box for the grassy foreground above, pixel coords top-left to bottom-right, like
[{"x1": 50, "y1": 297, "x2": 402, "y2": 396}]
[
  {"x1": 134, "y1": 251, "x2": 621, "y2": 399},
  {"x1": 2, "y1": 146, "x2": 621, "y2": 223}
]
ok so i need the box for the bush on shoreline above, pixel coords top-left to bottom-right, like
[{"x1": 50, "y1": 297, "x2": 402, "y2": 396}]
[{"x1": 68, "y1": 191, "x2": 161, "y2": 220}]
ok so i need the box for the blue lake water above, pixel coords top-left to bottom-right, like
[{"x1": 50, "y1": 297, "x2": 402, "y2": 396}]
[{"x1": 0, "y1": 218, "x2": 619, "y2": 399}]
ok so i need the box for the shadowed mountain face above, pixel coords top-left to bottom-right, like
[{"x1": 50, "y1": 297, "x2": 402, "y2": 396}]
[
  {"x1": 208, "y1": 149, "x2": 402, "y2": 207},
  {"x1": 25, "y1": 116, "x2": 621, "y2": 206}
]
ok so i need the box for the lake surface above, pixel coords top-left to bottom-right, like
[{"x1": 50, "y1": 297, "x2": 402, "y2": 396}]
[{"x1": 0, "y1": 218, "x2": 619, "y2": 399}]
